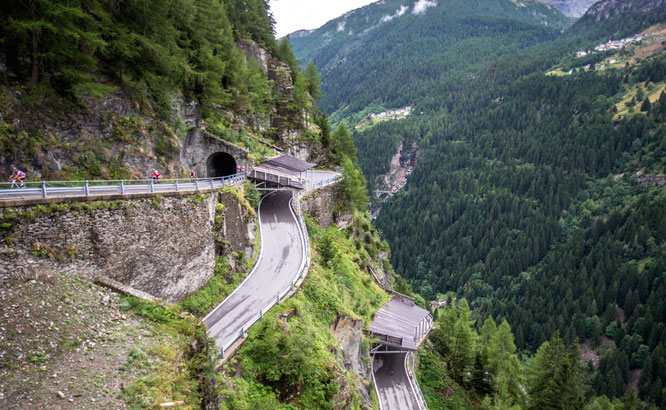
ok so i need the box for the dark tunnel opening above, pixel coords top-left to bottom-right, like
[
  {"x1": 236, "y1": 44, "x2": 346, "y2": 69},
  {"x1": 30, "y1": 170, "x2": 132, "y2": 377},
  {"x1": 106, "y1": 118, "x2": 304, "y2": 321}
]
[{"x1": 206, "y1": 152, "x2": 237, "y2": 178}]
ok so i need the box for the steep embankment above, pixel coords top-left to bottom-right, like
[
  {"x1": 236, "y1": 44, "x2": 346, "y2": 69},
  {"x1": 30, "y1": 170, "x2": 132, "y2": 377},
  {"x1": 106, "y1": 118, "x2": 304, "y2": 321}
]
[
  {"x1": 540, "y1": 0, "x2": 598, "y2": 17},
  {"x1": 217, "y1": 205, "x2": 396, "y2": 408}
]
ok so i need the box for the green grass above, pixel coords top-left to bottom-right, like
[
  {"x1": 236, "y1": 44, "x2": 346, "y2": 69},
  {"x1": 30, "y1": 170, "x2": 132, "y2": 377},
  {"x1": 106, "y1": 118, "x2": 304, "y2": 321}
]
[
  {"x1": 178, "y1": 256, "x2": 240, "y2": 317},
  {"x1": 119, "y1": 297, "x2": 212, "y2": 409},
  {"x1": 417, "y1": 343, "x2": 474, "y2": 409}
]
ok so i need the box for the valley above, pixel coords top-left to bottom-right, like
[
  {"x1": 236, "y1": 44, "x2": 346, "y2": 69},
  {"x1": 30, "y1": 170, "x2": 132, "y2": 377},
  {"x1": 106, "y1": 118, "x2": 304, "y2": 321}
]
[
  {"x1": 293, "y1": 0, "x2": 666, "y2": 408},
  {"x1": 1, "y1": 0, "x2": 666, "y2": 408}
]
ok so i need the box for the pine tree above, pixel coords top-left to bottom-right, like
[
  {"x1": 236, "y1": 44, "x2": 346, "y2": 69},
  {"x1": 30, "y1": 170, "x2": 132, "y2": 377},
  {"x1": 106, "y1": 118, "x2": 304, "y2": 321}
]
[
  {"x1": 304, "y1": 61, "x2": 322, "y2": 101},
  {"x1": 526, "y1": 332, "x2": 585, "y2": 409}
]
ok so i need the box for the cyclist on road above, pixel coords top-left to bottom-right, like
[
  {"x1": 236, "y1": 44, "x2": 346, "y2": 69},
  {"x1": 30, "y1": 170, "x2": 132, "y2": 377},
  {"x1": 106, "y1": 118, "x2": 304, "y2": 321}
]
[
  {"x1": 190, "y1": 170, "x2": 196, "y2": 182},
  {"x1": 9, "y1": 168, "x2": 26, "y2": 187},
  {"x1": 150, "y1": 169, "x2": 161, "y2": 183}
]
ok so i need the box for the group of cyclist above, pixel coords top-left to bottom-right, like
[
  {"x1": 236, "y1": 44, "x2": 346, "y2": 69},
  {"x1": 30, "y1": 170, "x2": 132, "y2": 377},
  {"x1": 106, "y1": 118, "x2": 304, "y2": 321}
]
[{"x1": 7, "y1": 167, "x2": 197, "y2": 188}]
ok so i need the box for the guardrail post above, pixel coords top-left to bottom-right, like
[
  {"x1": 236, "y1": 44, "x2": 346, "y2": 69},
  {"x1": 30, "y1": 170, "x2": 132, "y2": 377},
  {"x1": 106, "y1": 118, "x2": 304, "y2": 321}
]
[
  {"x1": 210, "y1": 179, "x2": 214, "y2": 189},
  {"x1": 175, "y1": 180, "x2": 179, "y2": 192},
  {"x1": 120, "y1": 180, "x2": 125, "y2": 195},
  {"x1": 276, "y1": 293, "x2": 280, "y2": 305},
  {"x1": 84, "y1": 181, "x2": 89, "y2": 196},
  {"x1": 240, "y1": 327, "x2": 245, "y2": 338},
  {"x1": 150, "y1": 180, "x2": 154, "y2": 193},
  {"x1": 259, "y1": 309, "x2": 263, "y2": 318},
  {"x1": 291, "y1": 280, "x2": 295, "y2": 291},
  {"x1": 220, "y1": 347, "x2": 224, "y2": 359},
  {"x1": 195, "y1": 179, "x2": 199, "y2": 190},
  {"x1": 41, "y1": 181, "x2": 47, "y2": 198}
]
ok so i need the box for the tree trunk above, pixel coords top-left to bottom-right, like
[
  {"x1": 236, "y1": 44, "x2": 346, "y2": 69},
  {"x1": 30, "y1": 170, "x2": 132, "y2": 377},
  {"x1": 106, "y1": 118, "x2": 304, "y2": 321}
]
[{"x1": 30, "y1": 6, "x2": 39, "y2": 85}]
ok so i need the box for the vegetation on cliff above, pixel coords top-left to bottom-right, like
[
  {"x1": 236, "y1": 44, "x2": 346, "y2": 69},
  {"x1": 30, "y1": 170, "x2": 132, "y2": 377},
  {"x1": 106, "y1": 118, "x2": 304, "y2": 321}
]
[{"x1": 0, "y1": 0, "x2": 334, "y2": 180}]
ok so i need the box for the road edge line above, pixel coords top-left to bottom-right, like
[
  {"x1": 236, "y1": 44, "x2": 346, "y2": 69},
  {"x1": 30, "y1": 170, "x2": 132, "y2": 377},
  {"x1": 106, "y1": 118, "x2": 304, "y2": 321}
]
[{"x1": 404, "y1": 352, "x2": 425, "y2": 410}]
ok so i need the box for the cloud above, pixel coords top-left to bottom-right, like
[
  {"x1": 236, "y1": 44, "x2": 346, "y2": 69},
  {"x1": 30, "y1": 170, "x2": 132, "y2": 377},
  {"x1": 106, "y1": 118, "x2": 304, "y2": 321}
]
[
  {"x1": 380, "y1": 5, "x2": 409, "y2": 22},
  {"x1": 337, "y1": 21, "x2": 346, "y2": 32},
  {"x1": 412, "y1": 0, "x2": 437, "y2": 15}
]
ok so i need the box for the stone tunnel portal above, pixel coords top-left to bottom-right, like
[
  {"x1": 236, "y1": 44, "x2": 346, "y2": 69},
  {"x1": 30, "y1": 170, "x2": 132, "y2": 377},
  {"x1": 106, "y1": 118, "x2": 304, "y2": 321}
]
[{"x1": 206, "y1": 152, "x2": 237, "y2": 178}]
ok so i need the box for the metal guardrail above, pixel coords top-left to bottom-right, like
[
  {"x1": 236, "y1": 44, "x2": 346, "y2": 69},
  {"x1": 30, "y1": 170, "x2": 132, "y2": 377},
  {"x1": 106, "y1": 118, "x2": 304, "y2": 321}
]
[
  {"x1": 0, "y1": 173, "x2": 247, "y2": 200},
  {"x1": 310, "y1": 175, "x2": 342, "y2": 190},
  {"x1": 407, "y1": 351, "x2": 428, "y2": 410}
]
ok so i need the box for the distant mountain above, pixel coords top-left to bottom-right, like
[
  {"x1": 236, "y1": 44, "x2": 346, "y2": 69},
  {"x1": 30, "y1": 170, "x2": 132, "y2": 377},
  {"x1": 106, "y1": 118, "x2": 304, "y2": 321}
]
[
  {"x1": 540, "y1": 0, "x2": 599, "y2": 17},
  {"x1": 571, "y1": 0, "x2": 666, "y2": 38},
  {"x1": 290, "y1": 0, "x2": 572, "y2": 121},
  {"x1": 286, "y1": 29, "x2": 313, "y2": 39}
]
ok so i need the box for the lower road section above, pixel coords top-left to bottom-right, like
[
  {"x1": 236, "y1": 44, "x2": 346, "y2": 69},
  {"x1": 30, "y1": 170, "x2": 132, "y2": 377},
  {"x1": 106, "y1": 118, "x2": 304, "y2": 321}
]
[
  {"x1": 374, "y1": 353, "x2": 423, "y2": 410},
  {"x1": 203, "y1": 190, "x2": 304, "y2": 351}
]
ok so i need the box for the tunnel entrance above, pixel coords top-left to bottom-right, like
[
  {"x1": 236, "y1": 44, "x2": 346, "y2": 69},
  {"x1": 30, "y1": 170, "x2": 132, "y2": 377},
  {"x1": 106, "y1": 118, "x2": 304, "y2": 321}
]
[{"x1": 206, "y1": 152, "x2": 237, "y2": 178}]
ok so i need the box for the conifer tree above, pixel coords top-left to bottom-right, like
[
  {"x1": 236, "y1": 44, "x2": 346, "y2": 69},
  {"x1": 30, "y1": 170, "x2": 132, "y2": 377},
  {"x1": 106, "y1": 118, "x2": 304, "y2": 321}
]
[
  {"x1": 526, "y1": 332, "x2": 584, "y2": 409},
  {"x1": 304, "y1": 61, "x2": 322, "y2": 101}
]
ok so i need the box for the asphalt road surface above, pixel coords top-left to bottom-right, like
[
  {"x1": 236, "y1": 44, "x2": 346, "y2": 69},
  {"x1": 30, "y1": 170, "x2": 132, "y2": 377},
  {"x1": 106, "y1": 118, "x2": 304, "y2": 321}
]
[
  {"x1": 203, "y1": 190, "x2": 304, "y2": 349},
  {"x1": 374, "y1": 353, "x2": 422, "y2": 410}
]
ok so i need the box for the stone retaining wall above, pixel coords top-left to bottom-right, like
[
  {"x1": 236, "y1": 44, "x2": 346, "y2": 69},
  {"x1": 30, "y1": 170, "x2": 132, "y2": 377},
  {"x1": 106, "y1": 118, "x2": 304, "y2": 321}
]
[{"x1": 0, "y1": 188, "x2": 254, "y2": 303}]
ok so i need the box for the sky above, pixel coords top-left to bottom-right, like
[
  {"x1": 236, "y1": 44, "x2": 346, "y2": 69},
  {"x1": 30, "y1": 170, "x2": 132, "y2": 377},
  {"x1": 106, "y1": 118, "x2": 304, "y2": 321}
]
[{"x1": 269, "y1": 0, "x2": 378, "y2": 38}]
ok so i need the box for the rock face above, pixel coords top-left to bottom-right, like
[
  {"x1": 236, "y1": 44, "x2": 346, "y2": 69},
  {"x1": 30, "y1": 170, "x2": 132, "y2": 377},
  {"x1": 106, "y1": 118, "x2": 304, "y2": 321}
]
[
  {"x1": 0, "y1": 88, "x2": 249, "y2": 181},
  {"x1": 0, "y1": 188, "x2": 254, "y2": 302},
  {"x1": 330, "y1": 315, "x2": 372, "y2": 408},
  {"x1": 300, "y1": 182, "x2": 351, "y2": 229},
  {"x1": 371, "y1": 141, "x2": 418, "y2": 218},
  {"x1": 582, "y1": 0, "x2": 665, "y2": 22},
  {"x1": 237, "y1": 39, "x2": 270, "y2": 73}
]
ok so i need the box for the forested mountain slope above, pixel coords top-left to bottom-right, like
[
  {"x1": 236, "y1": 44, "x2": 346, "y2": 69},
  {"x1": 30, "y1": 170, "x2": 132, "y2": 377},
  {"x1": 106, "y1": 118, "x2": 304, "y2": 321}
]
[
  {"x1": 0, "y1": 0, "x2": 336, "y2": 180},
  {"x1": 296, "y1": 0, "x2": 666, "y2": 406},
  {"x1": 572, "y1": 0, "x2": 666, "y2": 39},
  {"x1": 290, "y1": 0, "x2": 571, "y2": 123}
]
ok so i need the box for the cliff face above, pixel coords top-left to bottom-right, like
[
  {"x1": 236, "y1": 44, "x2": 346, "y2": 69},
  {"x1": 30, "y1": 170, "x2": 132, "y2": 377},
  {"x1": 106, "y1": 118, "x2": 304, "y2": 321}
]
[
  {"x1": 585, "y1": 0, "x2": 665, "y2": 20},
  {"x1": 0, "y1": 41, "x2": 324, "y2": 181}
]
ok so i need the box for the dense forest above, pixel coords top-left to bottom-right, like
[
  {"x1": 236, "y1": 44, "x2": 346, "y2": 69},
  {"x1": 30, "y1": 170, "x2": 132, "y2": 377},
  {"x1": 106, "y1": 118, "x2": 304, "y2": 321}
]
[
  {"x1": 290, "y1": 0, "x2": 666, "y2": 406},
  {"x1": 366, "y1": 20, "x2": 666, "y2": 410},
  {"x1": 0, "y1": 0, "x2": 280, "y2": 118}
]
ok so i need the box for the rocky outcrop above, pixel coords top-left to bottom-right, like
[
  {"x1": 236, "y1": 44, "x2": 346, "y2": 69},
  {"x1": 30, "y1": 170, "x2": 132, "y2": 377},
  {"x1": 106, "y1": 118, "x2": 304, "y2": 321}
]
[
  {"x1": 0, "y1": 187, "x2": 254, "y2": 303},
  {"x1": 301, "y1": 182, "x2": 351, "y2": 229},
  {"x1": 330, "y1": 315, "x2": 372, "y2": 408},
  {"x1": 371, "y1": 141, "x2": 418, "y2": 218},
  {"x1": 237, "y1": 39, "x2": 270, "y2": 73},
  {"x1": 584, "y1": 0, "x2": 665, "y2": 21}
]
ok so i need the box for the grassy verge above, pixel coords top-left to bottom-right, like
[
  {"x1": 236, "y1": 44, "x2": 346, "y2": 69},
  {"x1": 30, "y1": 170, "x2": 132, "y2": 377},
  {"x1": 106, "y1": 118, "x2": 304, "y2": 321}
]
[
  {"x1": 119, "y1": 297, "x2": 215, "y2": 409},
  {"x1": 417, "y1": 343, "x2": 474, "y2": 410}
]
